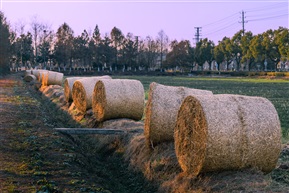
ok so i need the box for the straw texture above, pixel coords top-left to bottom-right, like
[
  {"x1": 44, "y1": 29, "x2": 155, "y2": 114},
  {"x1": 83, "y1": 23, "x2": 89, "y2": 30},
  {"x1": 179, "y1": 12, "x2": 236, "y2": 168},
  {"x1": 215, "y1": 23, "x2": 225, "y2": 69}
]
[
  {"x1": 24, "y1": 70, "x2": 32, "y2": 77},
  {"x1": 64, "y1": 76, "x2": 111, "y2": 103},
  {"x1": 23, "y1": 74, "x2": 36, "y2": 82},
  {"x1": 175, "y1": 94, "x2": 282, "y2": 176},
  {"x1": 92, "y1": 79, "x2": 145, "y2": 122},
  {"x1": 32, "y1": 70, "x2": 48, "y2": 82},
  {"x1": 144, "y1": 82, "x2": 213, "y2": 147},
  {"x1": 72, "y1": 77, "x2": 112, "y2": 113},
  {"x1": 46, "y1": 71, "x2": 64, "y2": 86}
]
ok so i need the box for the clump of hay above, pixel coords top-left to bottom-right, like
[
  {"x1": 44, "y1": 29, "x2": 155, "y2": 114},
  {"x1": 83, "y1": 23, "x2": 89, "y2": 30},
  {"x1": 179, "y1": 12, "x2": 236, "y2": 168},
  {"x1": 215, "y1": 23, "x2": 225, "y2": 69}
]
[
  {"x1": 72, "y1": 77, "x2": 111, "y2": 113},
  {"x1": 92, "y1": 79, "x2": 144, "y2": 122},
  {"x1": 175, "y1": 94, "x2": 282, "y2": 177},
  {"x1": 64, "y1": 76, "x2": 111, "y2": 103},
  {"x1": 23, "y1": 74, "x2": 36, "y2": 82},
  {"x1": 144, "y1": 82, "x2": 213, "y2": 147}
]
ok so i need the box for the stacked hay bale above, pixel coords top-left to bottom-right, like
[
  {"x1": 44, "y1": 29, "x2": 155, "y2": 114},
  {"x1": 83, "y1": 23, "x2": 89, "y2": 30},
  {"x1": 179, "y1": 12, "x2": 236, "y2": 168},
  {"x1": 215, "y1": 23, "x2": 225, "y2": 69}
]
[
  {"x1": 144, "y1": 82, "x2": 213, "y2": 147},
  {"x1": 92, "y1": 79, "x2": 145, "y2": 122},
  {"x1": 175, "y1": 94, "x2": 282, "y2": 176},
  {"x1": 64, "y1": 76, "x2": 111, "y2": 103},
  {"x1": 72, "y1": 76, "x2": 112, "y2": 113}
]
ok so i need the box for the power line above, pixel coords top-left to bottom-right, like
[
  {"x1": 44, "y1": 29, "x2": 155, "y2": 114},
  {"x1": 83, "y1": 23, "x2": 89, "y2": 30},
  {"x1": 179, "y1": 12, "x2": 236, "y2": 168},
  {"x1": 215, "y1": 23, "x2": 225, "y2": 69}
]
[
  {"x1": 203, "y1": 22, "x2": 239, "y2": 36},
  {"x1": 248, "y1": 13, "x2": 288, "y2": 22},
  {"x1": 245, "y1": 2, "x2": 287, "y2": 12},
  {"x1": 202, "y1": 12, "x2": 239, "y2": 28}
]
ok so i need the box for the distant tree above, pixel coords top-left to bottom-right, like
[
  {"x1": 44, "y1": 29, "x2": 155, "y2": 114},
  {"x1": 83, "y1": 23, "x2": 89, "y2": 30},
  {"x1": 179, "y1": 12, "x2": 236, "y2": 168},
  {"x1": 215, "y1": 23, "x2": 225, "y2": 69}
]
[
  {"x1": 275, "y1": 27, "x2": 289, "y2": 60},
  {"x1": 73, "y1": 29, "x2": 90, "y2": 69},
  {"x1": 38, "y1": 30, "x2": 53, "y2": 69},
  {"x1": 156, "y1": 30, "x2": 169, "y2": 70},
  {"x1": 14, "y1": 32, "x2": 34, "y2": 68},
  {"x1": 165, "y1": 40, "x2": 192, "y2": 70},
  {"x1": 213, "y1": 43, "x2": 224, "y2": 71},
  {"x1": 110, "y1": 27, "x2": 124, "y2": 67},
  {"x1": 240, "y1": 31, "x2": 254, "y2": 71},
  {"x1": 262, "y1": 29, "x2": 281, "y2": 70},
  {"x1": 228, "y1": 30, "x2": 243, "y2": 71},
  {"x1": 0, "y1": 11, "x2": 12, "y2": 74},
  {"x1": 145, "y1": 36, "x2": 158, "y2": 70},
  {"x1": 92, "y1": 24, "x2": 101, "y2": 45},
  {"x1": 249, "y1": 34, "x2": 264, "y2": 70},
  {"x1": 54, "y1": 22, "x2": 74, "y2": 70},
  {"x1": 122, "y1": 33, "x2": 138, "y2": 70},
  {"x1": 97, "y1": 33, "x2": 114, "y2": 69},
  {"x1": 195, "y1": 38, "x2": 215, "y2": 70},
  {"x1": 30, "y1": 15, "x2": 47, "y2": 65}
]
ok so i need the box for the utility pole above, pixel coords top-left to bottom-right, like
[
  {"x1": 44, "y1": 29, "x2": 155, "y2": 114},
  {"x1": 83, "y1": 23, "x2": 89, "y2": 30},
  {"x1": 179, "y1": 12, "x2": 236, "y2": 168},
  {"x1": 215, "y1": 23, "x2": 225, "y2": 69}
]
[
  {"x1": 239, "y1": 10, "x2": 248, "y2": 35},
  {"x1": 194, "y1": 27, "x2": 202, "y2": 45}
]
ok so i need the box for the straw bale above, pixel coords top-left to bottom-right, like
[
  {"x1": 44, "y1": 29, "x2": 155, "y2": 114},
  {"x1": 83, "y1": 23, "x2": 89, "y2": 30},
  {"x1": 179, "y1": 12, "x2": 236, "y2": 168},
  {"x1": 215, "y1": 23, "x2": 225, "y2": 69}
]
[
  {"x1": 24, "y1": 70, "x2": 32, "y2": 77},
  {"x1": 64, "y1": 76, "x2": 111, "y2": 103},
  {"x1": 231, "y1": 95, "x2": 282, "y2": 173},
  {"x1": 92, "y1": 79, "x2": 145, "y2": 122},
  {"x1": 72, "y1": 77, "x2": 112, "y2": 113},
  {"x1": 23, "y1": 74, "x2": 36, "y2": 82},
  {"x1": 32, "y1": 70, "x2": 48, "y2": 81},
  {"x1": 144, "y1": 82, "x2": 213, "y2": 147},
  {"x1": 46, "y1": 71, "x2": 64, "y2": 86},
  {"x1": 174, "y1": 94, "x2": 282, "y2": 176}
]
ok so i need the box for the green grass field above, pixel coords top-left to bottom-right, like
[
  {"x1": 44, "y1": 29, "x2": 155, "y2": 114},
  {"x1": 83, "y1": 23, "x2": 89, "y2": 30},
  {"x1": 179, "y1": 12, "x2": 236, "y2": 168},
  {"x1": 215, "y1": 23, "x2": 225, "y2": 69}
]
[{"x1": 114, "y1": 76, "x2": 289, "y2": 140}]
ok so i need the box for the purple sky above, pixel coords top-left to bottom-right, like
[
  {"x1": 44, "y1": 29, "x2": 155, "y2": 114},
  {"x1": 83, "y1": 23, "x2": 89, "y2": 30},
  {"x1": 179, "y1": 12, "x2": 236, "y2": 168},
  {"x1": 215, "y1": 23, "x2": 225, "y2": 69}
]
[{"x1": 1, "y1": 0, "x2": 288, "y2": 44}]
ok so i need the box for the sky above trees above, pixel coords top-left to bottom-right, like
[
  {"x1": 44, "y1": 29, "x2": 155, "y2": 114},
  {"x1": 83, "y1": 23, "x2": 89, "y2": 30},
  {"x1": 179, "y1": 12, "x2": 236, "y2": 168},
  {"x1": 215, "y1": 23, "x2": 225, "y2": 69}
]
[{"x1": 1, "y1": 0, "x2": 288, "y2": 44}]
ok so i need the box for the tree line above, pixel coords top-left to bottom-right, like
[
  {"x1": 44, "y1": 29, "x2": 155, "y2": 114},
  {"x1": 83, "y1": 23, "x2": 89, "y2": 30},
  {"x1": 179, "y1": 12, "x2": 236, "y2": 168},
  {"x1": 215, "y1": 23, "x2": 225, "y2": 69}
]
[{"x1": 1, "y1": 11, "x2": 288, "y2": 75}]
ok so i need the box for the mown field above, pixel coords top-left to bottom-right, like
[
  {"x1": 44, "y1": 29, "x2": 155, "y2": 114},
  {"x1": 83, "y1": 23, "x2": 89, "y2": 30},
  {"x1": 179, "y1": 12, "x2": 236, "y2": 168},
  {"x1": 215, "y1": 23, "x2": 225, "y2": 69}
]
[{"x1": 114, "y1": 76, "x2": 289, "y2": 140}]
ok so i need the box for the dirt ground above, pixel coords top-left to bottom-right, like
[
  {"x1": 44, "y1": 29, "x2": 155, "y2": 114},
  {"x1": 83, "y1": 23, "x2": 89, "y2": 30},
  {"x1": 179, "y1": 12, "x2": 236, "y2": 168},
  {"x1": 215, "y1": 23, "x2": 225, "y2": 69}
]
[{"x1": 1, "y1": 72, "x2": 289, "y2": 193}]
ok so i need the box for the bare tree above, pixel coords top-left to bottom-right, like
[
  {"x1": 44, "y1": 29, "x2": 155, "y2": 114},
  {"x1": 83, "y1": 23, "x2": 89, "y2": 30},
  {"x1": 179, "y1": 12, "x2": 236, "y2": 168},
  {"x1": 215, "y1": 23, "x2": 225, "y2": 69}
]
[
  {"x1": 30, "y1": 15, "x2": 50, "y2": 67},
  {"x1": 156, "y1": 30, "x2": 169, "y2": 70}
]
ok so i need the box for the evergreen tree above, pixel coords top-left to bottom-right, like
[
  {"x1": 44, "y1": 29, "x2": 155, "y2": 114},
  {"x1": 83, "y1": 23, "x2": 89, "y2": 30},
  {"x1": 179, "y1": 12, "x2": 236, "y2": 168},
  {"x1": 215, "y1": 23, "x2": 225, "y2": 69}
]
[{"x1": 0, "y1": 11, "x2": 12, "y2": 75}]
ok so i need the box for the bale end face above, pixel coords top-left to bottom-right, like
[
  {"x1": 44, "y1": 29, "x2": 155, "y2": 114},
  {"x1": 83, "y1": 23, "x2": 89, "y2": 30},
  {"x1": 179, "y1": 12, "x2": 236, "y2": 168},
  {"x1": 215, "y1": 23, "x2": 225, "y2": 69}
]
[
  {"x1": 92, "y1": 81, "x2": 106, "y2": 122},
  {"x1": 72, "y1": 81, "x2": 88, "y2": 113},
  {"x1": 175, "y1": 96, "x2": 208, "y2": 176}
]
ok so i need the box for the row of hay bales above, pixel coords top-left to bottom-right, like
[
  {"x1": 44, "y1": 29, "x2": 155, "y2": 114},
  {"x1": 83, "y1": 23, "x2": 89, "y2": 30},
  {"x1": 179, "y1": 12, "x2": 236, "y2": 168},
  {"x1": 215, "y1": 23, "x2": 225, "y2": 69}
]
[
  {"x1": 23, "y1": 69, "x2": 64, "y2": 86},
  {"x1": 64, "y1": 76, "x2": 145, "y2": 122},
  {"x1": 23, "y1": 71, "x2": 282, "y2": 177}
]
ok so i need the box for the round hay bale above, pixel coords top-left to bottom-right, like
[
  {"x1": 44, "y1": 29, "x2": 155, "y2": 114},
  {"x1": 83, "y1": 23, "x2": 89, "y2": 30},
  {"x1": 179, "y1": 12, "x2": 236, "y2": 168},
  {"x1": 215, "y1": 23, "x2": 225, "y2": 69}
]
[
  {"x1": 72, "y1": 77, "x2": 112, "y2": 113},
  {"x1": 144, "y1": 82, "x2": 213, "y2": 147},
  {"x1": 32, "y1": 70, "x2": 48, "y2": 81},
  {"x1": 92, "y1": 79, "x2": 144, "y2": 122},
  {"x1": 23, "y1": 74, "x2": 36, "y2": 82},
  {"x1": 46, "y1": 71, "x2": 64, "y2": 86},
  {"x1": 24, "y1": 70, "x2": 32, "y2": 77},
  {"x1": 64, "y1": 76, "x2": 111, "y2": 103},
  {"x1": 175, "y1": 94, "x2": 282, "y2": 176}
]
